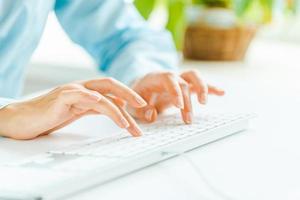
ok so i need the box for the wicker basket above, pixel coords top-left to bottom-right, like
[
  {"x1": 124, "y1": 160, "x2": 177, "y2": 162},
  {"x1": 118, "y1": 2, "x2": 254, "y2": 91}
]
[{"x1": 183, "y1": 24, "x2": 256, "y2": 61}]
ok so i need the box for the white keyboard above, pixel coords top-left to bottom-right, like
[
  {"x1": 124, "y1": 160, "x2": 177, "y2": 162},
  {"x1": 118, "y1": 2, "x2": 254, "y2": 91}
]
[
  {"x1": 50, "y1": 113, "x2": 250, "y2": 159},
  {"x1": 0, "y1": 113, "x2": 252, "y2": 200}
]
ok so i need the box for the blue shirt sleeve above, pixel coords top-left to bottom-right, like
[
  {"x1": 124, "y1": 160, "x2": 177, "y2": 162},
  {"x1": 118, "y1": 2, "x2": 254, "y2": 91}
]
[{"x1": 54, "y1": 0, "x2": 179, "y2": 85}]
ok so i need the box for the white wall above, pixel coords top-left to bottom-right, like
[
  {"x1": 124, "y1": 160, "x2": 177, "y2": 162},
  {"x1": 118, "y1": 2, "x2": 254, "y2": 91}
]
[{"x1": 30, "y1": 12, "x2": 96, "y2": 69}]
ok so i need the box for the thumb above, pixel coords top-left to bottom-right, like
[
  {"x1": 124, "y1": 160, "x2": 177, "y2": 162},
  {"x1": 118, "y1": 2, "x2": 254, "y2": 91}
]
[
  {"x1": 133, "y1": 105, "x2": 157, "y2": 123},
  {"x1": 137, "y1": 93, "x2": 159, "y2": 122}
]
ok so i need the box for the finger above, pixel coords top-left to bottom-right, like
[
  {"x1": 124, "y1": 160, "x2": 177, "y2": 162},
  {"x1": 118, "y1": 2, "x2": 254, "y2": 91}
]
[
  {"x1": 131, "y1": 105, "x2": 158, "y2": 123},
  {"x1": 61, "y1": 89, "x2": 129, "y2": 129},
  {"x1": 84, "y1": 78, "x2": 147, "y2": 108},
  {"x1": 128, "y1": 93, "x2": 159, "y2": 123},
  {"x1": 208, "y1": 85, "x2": 225, "y2": 96},
  {"x1": 181, "y1": 71, "x2": 208, "y2": 104},
  {"x1": 58, "y1": 88, "x2": 132, "y2": 129},
  {"x1": 106, "y1": 95, "x2": 126, "y2": 108},
  {"x1": 162, "y1": 74, "x2": 184, "y2": 109},
  {"x1": 143, "y1": 93, "x2": 158, "y2": 122},
  {"x1": 94, "y1": 97, "x2": 130, "y2": 129},
  {"x1": 58, "y1": 89, "x2": 101, "y2": 107},
  {"x1": 42, "y1": 88, "x2": 103, "y2": 136},
  {"x1": 107, "y1": 96, "x2": 143, "y2": 137},
  {"x1": 60, "y1": 89, "x2": 103, "y2": 115},
  {"x1": 121, "y1": 108, "x2": 143, "y2": 137},
  {"x1": 180, "y1": 82, "x2": 193, "y2": 124}
]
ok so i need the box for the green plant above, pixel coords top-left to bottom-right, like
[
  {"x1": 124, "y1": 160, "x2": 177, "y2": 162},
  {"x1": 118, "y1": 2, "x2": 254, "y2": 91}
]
[
  {"x1": 134, "y1": 0, "x2": 296, "y2": 49},
  {"x1": 193, "y1": 0, "x2": 232, "y2": 8}
]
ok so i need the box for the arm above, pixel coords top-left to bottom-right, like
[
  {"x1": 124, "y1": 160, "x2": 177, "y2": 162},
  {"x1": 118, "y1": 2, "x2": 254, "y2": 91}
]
[
  {"x1": 54, "y1": 0, "x2": 224, "y2": 124},
  {"x1": 54, "y1": 0, "x2": 178, "y2": 85},
  {"x1": 0, "y1": 80, "x2": 147, "y2": 140}
]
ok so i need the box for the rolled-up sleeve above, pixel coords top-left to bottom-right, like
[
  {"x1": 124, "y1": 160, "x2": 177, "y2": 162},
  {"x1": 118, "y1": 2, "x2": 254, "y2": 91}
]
[{"x1": 54, "y1": 0, "x2": 179, "y2": 85}]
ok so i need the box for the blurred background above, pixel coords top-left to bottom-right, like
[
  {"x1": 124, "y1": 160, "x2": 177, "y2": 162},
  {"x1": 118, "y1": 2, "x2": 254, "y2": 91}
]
[{"x1": 26, "y1": 0, "x2": 300, "y2": 94}]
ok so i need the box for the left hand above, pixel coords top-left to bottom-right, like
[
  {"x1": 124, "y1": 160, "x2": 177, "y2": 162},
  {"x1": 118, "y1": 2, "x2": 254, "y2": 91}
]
[{"x1": 128, "y1": 70, "x2": 225, "y2": 124}]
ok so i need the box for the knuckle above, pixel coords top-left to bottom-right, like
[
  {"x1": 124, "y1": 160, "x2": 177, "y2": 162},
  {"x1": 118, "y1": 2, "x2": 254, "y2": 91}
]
[
  {"x1": 58, "y1": 83, "x2": 81, "y2": 91},
  {"x1": 57, "y1": 89, "x2": 84, "y2": 99},
  {"x1": 77, "y1": 91, "x2": 90, "y2": 98},
  {"x1": 162, "y1": 71, "x2": 174, "y2": 77},
  {"x1": 189, "y1": 69, "x2": 198, "y2": 75},
  {"x1": 57, "y1": 90, "x2": 69, "y2": 98},
  {"x1": 186, "y1": 69, "x2": 197, "y2": 75},
  {"x1": 182, "y1": 69, "x2": 198, "y2": 77},
  {"x1": 102, "y1": 77, "x2": 117, "y2": 84},
  {"x1": 162, "y1": 72, "x2": 178, "y2": 83}
]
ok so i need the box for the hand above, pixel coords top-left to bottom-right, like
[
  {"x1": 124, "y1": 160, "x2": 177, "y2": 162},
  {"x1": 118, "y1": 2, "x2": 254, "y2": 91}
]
[
  {"x1": 0, "y1": 78, "x2": 147, "y2": 140},
  {"x1": 128, "y1": 70, "x2": 224, "y2": 124}
]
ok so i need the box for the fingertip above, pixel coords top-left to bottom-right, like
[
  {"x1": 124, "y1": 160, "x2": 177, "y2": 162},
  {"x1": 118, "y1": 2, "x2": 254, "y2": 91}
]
[
  {"x1": 209, "y1": 86, "x2": 225, "y2": 96},
  {"x1": 198, "y1": 93, "x2": 207, "y2": 104},
  {"x1": 212, "y1": 90, "x2": 225, "y2": 96},
  {"x1": 128, "y1": 126, "x2": 143, "y2": 137},
  {"x1": 182, "y1": 112, "x2": 193, "y2": 124},
  {"x1": 218, "y1": 90, "x2": 225, "y2": 96},
  {"x1": 150, "y1": 109, "x2": 158, "y2": 122}
]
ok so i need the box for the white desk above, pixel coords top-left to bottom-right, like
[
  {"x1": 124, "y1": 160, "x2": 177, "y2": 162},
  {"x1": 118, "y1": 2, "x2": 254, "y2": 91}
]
[{"x1": 1, "y1": 39, "x2": 300, "y2": 200}]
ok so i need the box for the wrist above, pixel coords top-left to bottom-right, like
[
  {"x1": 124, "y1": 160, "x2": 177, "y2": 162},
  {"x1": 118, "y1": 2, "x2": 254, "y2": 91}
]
[
  {"x1": 0, "y1": 104, "x2": 15, "y2": 138},
  {"x1": 0, "y1": 103, "x2": 15, "y2": 116}
]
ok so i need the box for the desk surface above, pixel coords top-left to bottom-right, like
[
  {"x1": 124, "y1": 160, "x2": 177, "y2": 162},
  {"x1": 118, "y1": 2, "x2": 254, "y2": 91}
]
[{"x1": 1, "y1": 39, "x2": 300, "y2": 200}]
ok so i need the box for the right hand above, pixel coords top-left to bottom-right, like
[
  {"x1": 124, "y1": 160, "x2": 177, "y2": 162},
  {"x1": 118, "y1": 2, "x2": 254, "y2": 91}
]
[{"x1": 0, "y1": 78, "x2": 147, "y2": 140}]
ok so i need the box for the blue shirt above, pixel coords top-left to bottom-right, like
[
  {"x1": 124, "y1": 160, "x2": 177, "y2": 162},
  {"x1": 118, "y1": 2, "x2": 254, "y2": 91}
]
[{"x1": 0, "y1": 0, "x2": 178, "y2": 108}]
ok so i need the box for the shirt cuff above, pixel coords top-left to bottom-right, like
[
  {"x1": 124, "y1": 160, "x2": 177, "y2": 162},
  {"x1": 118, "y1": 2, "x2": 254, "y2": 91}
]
[
  {"x1": 121, "y1": 62, "x2": 178, "y2": 86},
  {"x1": 106, "y1": 53, "x2": 179, "y2": 86},
  {"x1": 0, "y1": 98, "x2": 14, "y2": 110}
]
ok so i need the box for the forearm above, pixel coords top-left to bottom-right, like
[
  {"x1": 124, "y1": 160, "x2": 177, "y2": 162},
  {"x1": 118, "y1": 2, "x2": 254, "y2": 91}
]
[
  {"x1": 54, "y1": 0, "x2": 179, "y2": 86},
  {"x1": 104, "y1": 29, "x2": 179, "y2": 85}
]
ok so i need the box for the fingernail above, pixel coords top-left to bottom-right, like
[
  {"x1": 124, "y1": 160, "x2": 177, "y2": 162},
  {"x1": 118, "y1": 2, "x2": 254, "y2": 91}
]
[
  {"x1": 136, "y1": 97, "x2": 147, "y2": 107},
  {"x1": 120, "y1": 118, "x2": 130, "y2": 128},
  {"x1": 145, "y1": 109, "x2": 154, "y2": 121},
  {"x1": 200, "y1": 94, "x2": 207, "y2": 104},
  {"x1": 185, "y1": 112, "x2": 192, "y2": 124},
  {"x1": 131, "y1": 126, "x2": 143, "y2": 137}
]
